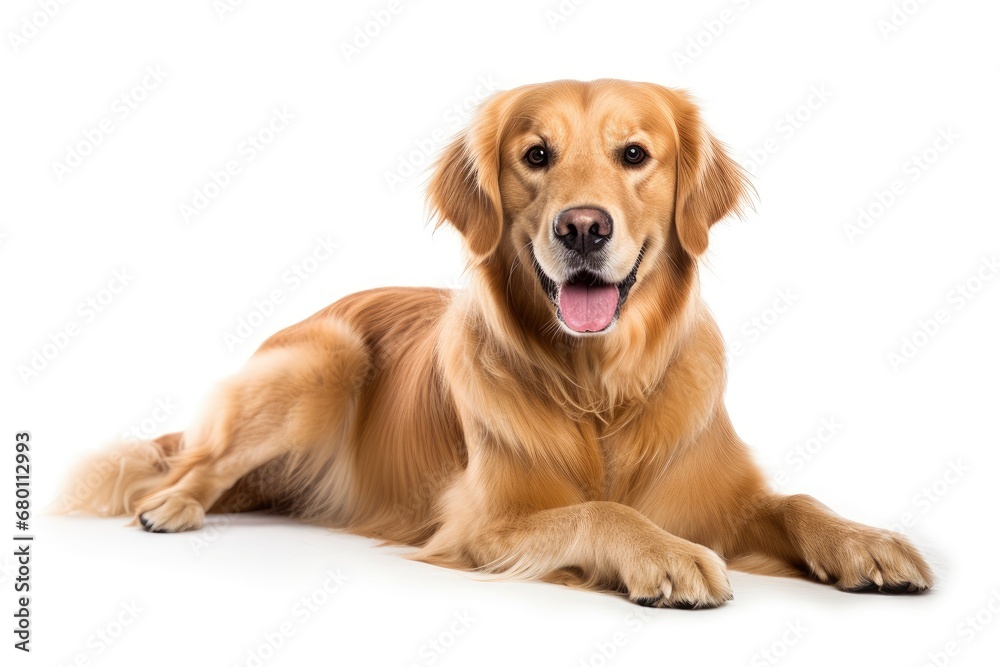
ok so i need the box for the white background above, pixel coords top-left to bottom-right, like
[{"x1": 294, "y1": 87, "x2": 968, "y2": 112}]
[{"x1": 2, "y1": 0, "x2": 999, "y2": 665}]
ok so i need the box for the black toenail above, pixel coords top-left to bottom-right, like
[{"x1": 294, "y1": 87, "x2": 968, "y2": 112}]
[
  {"x1": 668, "y1": 599, "x2": 698, "y2": 610},
  {"x1": 878, "y1": 581, "x2": 920, "y2": 594},
  {"x1": 139, "y1": 514, "x2": 165, "y2": 533},
  {"x1": 634, "y1": 594, "x2": 663, "y2": 607}
]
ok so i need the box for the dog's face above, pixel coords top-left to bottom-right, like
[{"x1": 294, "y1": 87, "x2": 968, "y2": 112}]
[{"x1": 429, "y1": 79, "x2": 748, "y2": 336}]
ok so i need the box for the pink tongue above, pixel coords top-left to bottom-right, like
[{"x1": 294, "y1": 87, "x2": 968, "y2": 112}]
[{"x1": 558, "y1": 283, "x2": 620, "y2": 332}]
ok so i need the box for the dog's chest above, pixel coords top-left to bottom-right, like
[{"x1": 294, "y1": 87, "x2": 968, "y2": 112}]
[{"x1": 579, "y1": 409, "x2": 677, "y2": 503}]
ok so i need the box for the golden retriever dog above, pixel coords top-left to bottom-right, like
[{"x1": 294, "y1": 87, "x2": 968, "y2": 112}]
[{"x1": 62, "y1": 79, "x2": 933, "y2": 608}]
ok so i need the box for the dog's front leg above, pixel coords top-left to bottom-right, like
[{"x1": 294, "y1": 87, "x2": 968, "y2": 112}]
[
  {"x1": 728, "y1": 493, "x2": 934, "y2": 593},
  {"x1": 422, "y1": 499, "x2": 733, "y2": 608}
]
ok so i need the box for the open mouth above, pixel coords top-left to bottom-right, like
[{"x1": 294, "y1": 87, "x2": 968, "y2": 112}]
[{"x1": 533, "y1": 246, "x2": 645, "y2": 334}]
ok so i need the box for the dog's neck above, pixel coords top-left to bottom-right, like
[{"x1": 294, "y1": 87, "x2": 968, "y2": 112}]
[{"x1": 461, "y1": 251, "x2": 706, "y2": 417}]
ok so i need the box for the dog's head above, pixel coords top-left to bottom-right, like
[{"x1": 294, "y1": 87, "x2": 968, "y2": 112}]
[{"x1": 429, "y1": 79, "x2": 748, "y2": 337}]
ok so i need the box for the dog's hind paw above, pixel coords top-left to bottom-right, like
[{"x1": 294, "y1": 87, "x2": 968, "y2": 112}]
[{"x1": 135, "y1": 494, "x2": 205, "y2": 533}]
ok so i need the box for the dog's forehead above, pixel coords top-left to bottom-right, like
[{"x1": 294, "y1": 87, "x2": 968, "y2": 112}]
[{"x1": 504, "y1": 81, "x2": 674, "y2": 145}]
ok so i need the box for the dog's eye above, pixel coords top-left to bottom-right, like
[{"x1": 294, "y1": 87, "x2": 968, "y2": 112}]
[
  {"x1": 525, "y1": 145, "x2": 549, "y2": 168},
  {"x1": 622, "y1": 145, "x2": 646, "y2": 165}
]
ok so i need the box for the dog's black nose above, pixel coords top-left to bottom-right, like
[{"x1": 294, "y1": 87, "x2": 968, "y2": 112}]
[{"x1": 554, "y1": 207, "x2": 613, "y2": 255}]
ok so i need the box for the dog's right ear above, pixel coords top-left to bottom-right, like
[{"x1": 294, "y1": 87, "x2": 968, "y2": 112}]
[{"x1": 427, "y1": 93, "x2": 510, "y2": 262}]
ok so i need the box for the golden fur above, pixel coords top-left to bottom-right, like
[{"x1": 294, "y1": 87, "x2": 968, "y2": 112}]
[{"x1": 61, "y1": 80, "x2": 932, "y2": 608}]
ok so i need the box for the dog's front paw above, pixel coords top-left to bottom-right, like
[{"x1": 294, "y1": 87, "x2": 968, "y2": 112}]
[
  {"x1": 135, "y1": 493, "x2": 205, "y2": 533},
  {"x1": 621, "y1": 538, "x2": 733, "y2": 609},
  {"x1": 801, "y1": 524, "x2": 933, "y2": 593}
]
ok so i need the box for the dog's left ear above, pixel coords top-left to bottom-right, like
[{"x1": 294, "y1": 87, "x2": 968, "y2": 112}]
[
  {"x1": 659, "y1": 88, "x2": 750, "y2": 257},
  {"x1": 427, "y1": 92, "x2": 512, "y2": 262}
]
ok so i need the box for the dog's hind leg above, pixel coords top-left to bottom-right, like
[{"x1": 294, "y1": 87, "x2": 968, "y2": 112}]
[{"x1": 132, "y1": 318, "x2": 370, "y2": 533}]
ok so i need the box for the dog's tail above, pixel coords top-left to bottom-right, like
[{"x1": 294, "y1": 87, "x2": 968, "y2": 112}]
[{"x1": 54, "y1": 433, "x2": 182, "y2": 517}]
